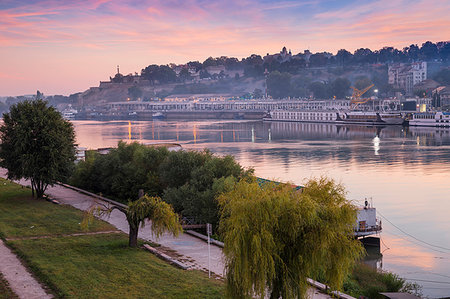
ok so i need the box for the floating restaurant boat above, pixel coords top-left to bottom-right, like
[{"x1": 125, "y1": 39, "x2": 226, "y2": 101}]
[
  {"x1": 355, "y1": 201, "x2": 382, "y2": 238},
  {"x1": 263, "y1": 110, "x2": 404, "y2": 126},
  {"x1": 409, "y1": 111, "x2": 450, "y2": 127}
]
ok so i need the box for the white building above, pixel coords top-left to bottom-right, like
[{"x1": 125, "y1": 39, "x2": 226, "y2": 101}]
[{"x1": 388, "y1": 62, "x2": 427, "y2": 95}]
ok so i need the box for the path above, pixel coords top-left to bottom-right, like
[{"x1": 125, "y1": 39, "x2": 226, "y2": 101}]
[
  {"x1": 46, "y1": 184, "x2": 226, "y2": 275},
  {"x1": 0, "y1": 169, "x2": 334, "y2": 299},
  {"x1": 0, "y1": 168, "x2": 224, "y2": 275},
  {"x1": 0, "y1": 239, "x2": 52, "y2": 299}
]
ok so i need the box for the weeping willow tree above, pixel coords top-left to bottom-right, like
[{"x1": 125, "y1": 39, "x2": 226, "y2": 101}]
[
  {"x1": 218, "y1": 177, "x2": 364, "y2": 299},
  {"x1": 86, "y1": 195, "x2": 182, "y2": 247}
]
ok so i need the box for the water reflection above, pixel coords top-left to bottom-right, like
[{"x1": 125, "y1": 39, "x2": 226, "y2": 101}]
[
  {"x1": 373, "y1": 136, "x2": 380, "y2": 156},
  {"x1": 72, "y1": 120, "x2": 450, "y2": 298}
]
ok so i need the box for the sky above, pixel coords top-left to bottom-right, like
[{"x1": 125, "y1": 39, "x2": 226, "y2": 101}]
[{"x1": 0, "y1": 0, "x2": 449, "y2": 96}]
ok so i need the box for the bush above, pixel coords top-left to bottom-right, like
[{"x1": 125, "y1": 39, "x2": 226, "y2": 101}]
[
  {"x1": 344, "y1": 263, "x2": 422, "y2": 299},
  {"x1": 70, "y1": 142, "x2": 253, "y2": 229}
]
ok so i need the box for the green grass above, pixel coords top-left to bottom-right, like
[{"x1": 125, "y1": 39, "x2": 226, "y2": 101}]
[
  {"x1": 0, "y1": 178, "x2": 224, "y2": 298},
  {"x1": 0, "y1": 178, "x2": 114, "y2": 238},
  {"x1": 0, "y1": 272, "x2": 18, "y2": 299},
  {"x1": 8, "y1": 234, "x2": 224, "y2": 298}
]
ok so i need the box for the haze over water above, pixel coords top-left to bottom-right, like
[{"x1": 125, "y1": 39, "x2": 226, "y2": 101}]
[{"x1": 73, "y1": 120, "x2": 450, "y2": 297}]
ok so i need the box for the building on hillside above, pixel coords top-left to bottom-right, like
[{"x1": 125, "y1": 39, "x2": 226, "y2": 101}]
[
  {"x1": 301, "y1": 49, "x2": 312, "y2": 62},
  {"x1": 205, "y1": 65, "x2": 226, "y2": 75},
  {"x1": 98, "y1": 66, "x2": 150, "y2": 88},
  {"x1": 433, "y1": 86, "x2": 450, "y2": 108},
  {"x1": 264, "y1": 47, "x2": 293, "y2": 63},
  {"x1": 413, "y1": 79, "x2": 440, "y2": 97},
  {"x1": 388, "y1": 62, "x2": 427, "y2": 95}
]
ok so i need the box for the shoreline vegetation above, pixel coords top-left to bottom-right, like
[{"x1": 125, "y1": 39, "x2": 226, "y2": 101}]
[
  {"x1": 0, "y1": 175, "x2": 421, "y2": 298},
  {"x1": 68, "y1": 142, "x2": 421, "y2": 298}
]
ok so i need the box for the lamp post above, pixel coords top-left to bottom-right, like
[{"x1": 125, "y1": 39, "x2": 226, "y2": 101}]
[{"x1": 374, "y1": 89, "x2": 379, "y2": 111}]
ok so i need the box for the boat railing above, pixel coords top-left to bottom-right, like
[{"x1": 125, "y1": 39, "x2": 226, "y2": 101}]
[{"x1": 355, "y1": 224, "x2": 382, "y2": 233}]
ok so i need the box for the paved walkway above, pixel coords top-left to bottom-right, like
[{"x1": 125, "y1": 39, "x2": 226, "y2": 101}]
[
  {"x1": 46, "y1": 184, "x2": 226, "y2": 275},
  {"x1": 0, "y1": 239, "x2": 52, "y2": 299},
  {"x1": 0, "y1": 168, "x2": 224, "y2": 275},
  {"x1": 0, "y1": 169, "x2": 333, "y2": 299}
]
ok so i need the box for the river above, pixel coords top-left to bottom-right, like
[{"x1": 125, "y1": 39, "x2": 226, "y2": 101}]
[{"x1": 73, "y1": 119, "x2": 450, "y2": 298}]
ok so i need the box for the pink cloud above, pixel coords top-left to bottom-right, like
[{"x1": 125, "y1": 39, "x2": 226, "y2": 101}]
[
  {"x1": 147, "y1": 7, "x2": 163, "y2": 16},
  {"x1": 1, "y1": 0, "x2": 450, "y2": 95},
  {"x1": 0, "y1": 72, "x2": 24, "y2": 80}
]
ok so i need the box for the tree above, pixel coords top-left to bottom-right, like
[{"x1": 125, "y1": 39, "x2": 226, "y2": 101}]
[
  {"x1": 420, "y1": 41, "x2": 438, "y2": 61},
  {"x1": 178, "y1": 68, "x2": 192, "y2": 82},
  {"x1": 160, "y1": 149, "x2": 252, "y2": 228},
  {"x1": 309, "y1": 53, "x2": 328, "y2": 67},
  {"x1": 87, "y1": 195, "x2": 182, "y2": 247},
  {"x1": 141, "y1": 64, "x2": 177, "y2": 84},
  {"x1": 71, "y1": 143, "x2": 253, "y2": 230},
  {"x1": 336, "y1": 49, "x2": 353, "y2": 66},
  {"x1": 128, "y1": 86, "x2": 142, "y2": 100},
  {"x1": 433, "y1": 68, "x2": 450, "y2": 85},
  {"x1": 439, "y1": 42, "x2": 450, "y2": 61},
  {"x1": 218, "y1": 177, "x2": 364, "y2": 299},
  {"x1": 267, "y1": 71, "x2": 291, "y2": 99},
  {"x1": 405, "y1": 44, "x2": 420, "y2": 61},
  {"x1": 353, "y1": 48, "x2": 375, "y2": 64},
  {"x1": 70, "y1": 142, "x2": 170, "y2": 202},
  {"x1": 354, "y1": 76, "x2": 374, "y2": 96},
  {"x1": 331, "y1": 77, "x2": 351, "y2": 99},
  {"x1": 200, "y1": 70, "x2": 211, "y2": 79},
  {"x1": 253, "y1": 88, "x2": 263, "y2": 98},
  {"x1": 308, "y1": 81, "x2": 331, "y2": 99},
  {"x1": 202, "y1": 57, "x2": 218, "y2": 68},
  {"x1": 242, "y1": 54, "x2": 264, "y2": 77},
  {"x1": 0, "y1": 99, "x2": 76, "y2": 198}
]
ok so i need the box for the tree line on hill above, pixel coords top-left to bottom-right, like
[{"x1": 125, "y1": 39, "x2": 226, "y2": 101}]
[
  {"x1": 119, "y1": 40, "x2": 448, "y2": 100},
  {"x1": 135, "y1": 41, "x2": 450, "y2": 85}
]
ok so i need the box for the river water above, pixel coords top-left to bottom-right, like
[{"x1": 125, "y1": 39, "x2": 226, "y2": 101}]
[{"x1": 73, "y1": 120, "x2": 450, "y2": 298}]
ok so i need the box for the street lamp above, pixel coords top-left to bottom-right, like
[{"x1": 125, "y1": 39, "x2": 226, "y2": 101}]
[{"x1": 374, "y1": 89, "x2": 379, "y2": 111}]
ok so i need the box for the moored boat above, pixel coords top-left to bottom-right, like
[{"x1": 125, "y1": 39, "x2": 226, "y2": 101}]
[
  {"x1": 263, "y1": 109, "x2": 404, "y2": 125},
  {"x1": 152, "y1": 112, "x2": 166, "y2": 120},
  {"x1": 409, "y1": 111, "x2": 450, "y2": 127},
  {"x1": 62, "y1": 108, "x2": 78, "y2": 120}
]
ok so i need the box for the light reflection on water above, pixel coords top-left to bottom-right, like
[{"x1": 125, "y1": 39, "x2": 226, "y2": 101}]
[{"x1": 73, "y1": 120, "x2": 450, "y2": 297}]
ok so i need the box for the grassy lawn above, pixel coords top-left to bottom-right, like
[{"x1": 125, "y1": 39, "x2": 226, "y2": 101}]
[
  {"x1": 0, "y1": 178, "x2": 224, "y2": 298},
  {"x1": 0, "y1": 179, "x2": 114, "y2": 238},
  {"x1": 0, "y1": 272, "x2": 18, "y2": 299},
  {"x1": 8, "y1": 234, "x2": 224, "y2": 298}
]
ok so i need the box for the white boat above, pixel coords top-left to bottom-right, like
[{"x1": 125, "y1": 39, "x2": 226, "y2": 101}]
[
  {"x1": 264, "y1": 110, "x2": 339, "y2": 123},
  {"x1": 339, "y1": 111, "x2": 404, "y2": 125},
  {"x1": 62, "y1": 108, "x2": 77, "y2": 120},
  {"x1": 263, "y1": 110, "x2": 404, "y2": 125},
  {"x1": 355, "y1": 201, "x2": 382, "y2": 238},
  {"x1": 152, "y1": 112, "x2": 166, "y2": 120},
  {"x1": 409, "y1": 111, "x2": 450, "y2": 127}
]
